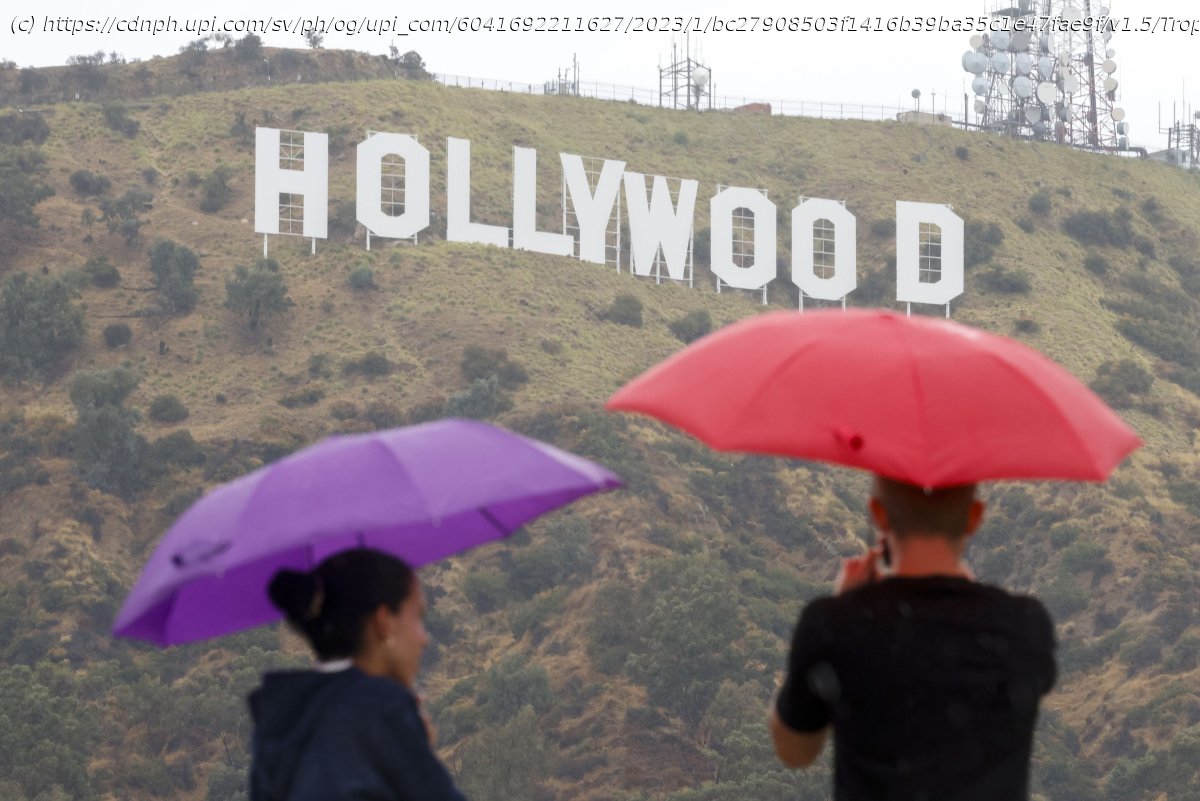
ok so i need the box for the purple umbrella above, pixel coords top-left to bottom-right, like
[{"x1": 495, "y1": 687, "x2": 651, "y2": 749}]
[{"x1": 114, "y1": 419, "x2": 621, "y2": 646}]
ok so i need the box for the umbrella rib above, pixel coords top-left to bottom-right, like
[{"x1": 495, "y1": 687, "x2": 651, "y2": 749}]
[
  {"x1": 898, "y1": 322, "x2": 933, "y2": 485},
  {"x1": 478, "y1": 507, "x2": 512, "y2": 537},
  {"x1": 981, "y1": 348, "x2": 1108, "y2": 474},
  {"x1": 723, "y1": 341, "x2": 820, "y2": 447}
]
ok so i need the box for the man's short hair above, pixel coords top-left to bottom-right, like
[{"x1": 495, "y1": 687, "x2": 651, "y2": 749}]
[{"x1": 872, "y1": 476, "x2": 977, "y2": 538}]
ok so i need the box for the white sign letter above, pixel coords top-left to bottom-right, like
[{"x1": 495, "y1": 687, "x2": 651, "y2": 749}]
[
  {"x1": 561, "y1": 154, "x2": 625, "y2": 264},
  {"x1": 896, "y1": 201, "x2": 964, "y2": 305},
  {"x1": 623, "y1": 173, "x2": 698, "y2": 279},
  {"x1": 254, "y1": 127, "x2": 328, "y2": 239},
  {"x1": 447, "y1": 137, "x2": 509, "y2": 247},
  {"x1": 512, "y1": 147, "x2": 572, "y2": 256},
  {"x1": 356, "y1": 133, "x2": 430, "y2": 240},
  {"x1": 711, "y1": 188, "x2": 777, "y2": 290},
  {"x1": 792, "y1": 199, "x2": 857, "y2": 301}
]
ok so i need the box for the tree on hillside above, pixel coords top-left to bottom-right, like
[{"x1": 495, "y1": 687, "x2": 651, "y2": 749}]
[
  {"x1": 147, "y1": 239, "x2": 199, "y2": 313},
  {"x1": 99, "y1": 187, "x2": 152, "y2": 247},
  {"x1": 0, "y1": 272, "x2": 85, "y2": 381},
  {"x1": 224, "y1": 258, "x2": 291, "y2": 331},
  {"x1": 233, "y1": 34, "x2": 263, "y2": 62},
  {"x1": 69, "y1": 367, "x2": 148, "y2": 498},
  {"x1": 303, "y1": 30, "x2": 325, "y2": 49},
  {"x1": 0, "y1": 146, "x2": 54, "y2": 229}
]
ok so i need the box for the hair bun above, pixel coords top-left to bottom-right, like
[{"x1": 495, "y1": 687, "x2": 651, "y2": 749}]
[{"x1": 268, "y1": 569, "x2": 322, "y2": 622}]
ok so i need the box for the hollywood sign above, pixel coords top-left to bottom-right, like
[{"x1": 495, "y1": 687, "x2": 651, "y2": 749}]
[{"x1": 254, "y1": 127, "x2": 965, "y2": 307}]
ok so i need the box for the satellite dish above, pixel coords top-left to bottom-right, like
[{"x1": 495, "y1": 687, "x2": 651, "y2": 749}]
[
  {"x1": 1112, "y1": 107, "x2": 1126, "y2": 121},
  {"x1": 912, "y1": 88, "x2": 921, "y2": 99},
  {"x1": 1100, "y1": 6, "x2": 1110, "y2": 15},
  {"x1": 1058, "y1": 50, "x2": 1071, "y2": 67},
  {"x1": 1015, "y1": 53, "x2": 1034, "y2": 74},
  {"x1": 1013, "y1": 76, "x2": 1033, "y2": 99},
  {"x1": 974, "y1": 99, "x2": 987, "y2": 114},
  {"x1": 1104, "y1": 76, "x2": 1118, "y2": 93},
  {"x1": 972, "y1": 76, "x2": 990, "y2": 95},
  {"x1": 1057, "y1": 105, "x2": 1070, "y2": 121},
  {"x1": 992, "y1": 30, "x2": 1011, "y2": 51},
  {"x1": 1025, "y1": 106, "x2": 1042, "y2": 124},
  {"x1": 1106, "y1": 48, "x2": 1116, "y2": 58},
  {"x1": 1036, "y1": 82, "x2": 1057, "y2": 104},
  {"x1": 1037, "y1": 56, "x2": 1055, "y2": 80},
  {"x1": 962, "y1": 52, "x2": 986, "y2": 74},
  {"x1": 1103, "y1": 59, "x2": 1117, "y2": 74},
  {"x1": 1063, "y1": 5, "x2": 1083, "y2": 23},
  {"x1": 1116, "y1": 121, "x2": 1128, "y2": 134},
  {"x1": 1039, "y1": 34, "x2": 1051, "y2": 54},
  {"x1": 1118, "y1": 135, "x2": 1128, "y2": 149},
  {"x1": 969, "y1": 34, "x2": 984, "y2": 49},
  {"x1": 692, "y1": 66, "x2": 710, "y2": 88},
  {"x1": 1011, "y1": 32, "x2": 1030, "y2": 52},
  {"x1": 1033, "y1": 121, "x2": 1047, "y2": 136},
  {"x1": 991, "y1": 52, "x2": 1011, "y2": 72},
  {"x1": 1063, "y1": 75, "x2": 1079, "y2": 93},
  {"x1": 1103, "y1": 30, "x2": 1112, "y2": 42}
]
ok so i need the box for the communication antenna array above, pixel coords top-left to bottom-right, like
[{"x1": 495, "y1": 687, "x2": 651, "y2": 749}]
[{"x1": 961, "y1": 0, "x2": 1126, "y2": 149}]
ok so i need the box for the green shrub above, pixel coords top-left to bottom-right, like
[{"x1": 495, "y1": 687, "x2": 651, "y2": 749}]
[
  {"x1": 602, "y1": 293, "x2": 643, "y2": 326},
  {"x1": 1089, "y1": 359, "x2": 1154, "y2": 408},
  {"x1": 668, "y1": 309, "x2": 713, "y2": 343},
  {"x1": 977, "y1": 265, "x2": 1031, "y2": 294},
  {"x1": 348, "y1": 265, "x2": 376, "y2": 290},
  {"x1": 364, "y1": 400, "x2": 402, "y2": 429},
  {"x1": 328, "y1": 400, "x2": 358, "y2": 420},
  {"x1": 869, "y1": 218, "x2": 896, "y2": 239},
  {"x1": 225, "y1": 258, "x2": 291, "y2": 330},
  {"x1": 343, "y1": 351, "x2": 394, "y2": 377},
  {"x1": 954, "y1": 145, "x2": 969, "y2": 160},
  {"x1": 103, "y1": 323, "x2": 132, "y2": 348},
  {"x1": 1083, "y1": 252, "x2": 1110, "y2": 276},
  {"x1": 278, "y1": 388, "x2": 324, "y2": 408},
  {"x1": 0, "y1": 111, "x2": 50, "y2": 145},
  {"x1": 1013, "y1": 317, "x2": 1040, "y2": 335},
  {"x1": 148, "y1": 394, "x2": 188, "y2": 423},
  {"x1": 1060, "y1": 541, "x2": 1111, "y2": 574},
  {"x1": 444, "y1": 376, "x2": 512, "y2": 420},
  {"x1": 102, "y1": 102, "x2": 139, "y2": 137},
  {"x1": 672, "y1": 131, "x2": 689, "y2": 145},
  {"x1": 150, "y1": 430, "x2": 205, "y2": 468},
  {"x1": 1016, "y1": 217, "x2": 1035, "y2": 234},
  {"x1": 1041, "y1": 573, "x2": 1088, "y2": 619},
  {"x1": 199, "y1": 166, "x2": 234, "y2": 213},
  {"x1": 69, "y1": 169, "x2": 111, "y2": 196},
  {"x1": 1062, "y1": 208, "x2": 1134, "y2": 248},
  {"x1": 964, "y1": 221, "x2": 1004, "y2": 267},
  {"x1": 84, "y1": 256, "x2": 120, "y2": 287},
  {"x1": 307, "y1": 353, "x2": 333, "y2": 378},
  {"x1": 1028, "y1": 189, "x2": 1053, "y2": 215},
  {"x1": 460, "y1": 345, "x2": 528, "y2": 390},
  {"x1": 462, "y1": 567, "x2": 511, "y2": 613}
]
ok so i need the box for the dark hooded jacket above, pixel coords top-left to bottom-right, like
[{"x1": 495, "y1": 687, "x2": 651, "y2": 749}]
[{"x1": 248, "y1": 667, "x2": 467, "y2": 801}]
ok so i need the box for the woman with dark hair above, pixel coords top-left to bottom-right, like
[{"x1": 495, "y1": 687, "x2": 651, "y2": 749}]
[{"x1": 249, "y1": 548, "x2": 467, "y2": 801}]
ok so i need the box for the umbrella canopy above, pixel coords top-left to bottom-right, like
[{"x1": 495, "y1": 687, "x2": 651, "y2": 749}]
[
  {"x1": 607, "y1": 309, "x2": 1140, "y2": 487},
  {"x1": 114, "y1": 419, "x2": 621, "y2": 646}
]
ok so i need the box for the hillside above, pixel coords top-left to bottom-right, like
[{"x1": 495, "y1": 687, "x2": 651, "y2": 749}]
[{"x1": 1, "y1": 48, "x2": 1199, "y2": 801}]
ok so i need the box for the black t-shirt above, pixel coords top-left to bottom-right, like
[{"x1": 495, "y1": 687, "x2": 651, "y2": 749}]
[{"x1": 776, "y1": 577, "x2": 1056, "y2": 801}]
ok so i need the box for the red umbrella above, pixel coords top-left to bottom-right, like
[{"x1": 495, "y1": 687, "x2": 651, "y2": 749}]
[{"x1": 607, "y1": 309, "x2": 1141, "y2": 487}]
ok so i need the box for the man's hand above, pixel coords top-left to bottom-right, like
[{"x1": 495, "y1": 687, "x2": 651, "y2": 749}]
[{"x1": 834, "y1": 544, "x2": 885, "y2": 595}]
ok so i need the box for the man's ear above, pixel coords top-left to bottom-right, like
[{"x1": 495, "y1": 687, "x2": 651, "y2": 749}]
[
  {"x1": 964, "y1": 500, "x2": 986, "y2": 538},
  {"x1": 869, "y1": 497, "x2": 890, "y2": 532},
  {"x1": 367, "y1": 604, "x2": 393, "y2": 642}
]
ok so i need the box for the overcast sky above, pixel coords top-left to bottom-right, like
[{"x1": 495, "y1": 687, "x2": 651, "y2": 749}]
[{"x1": 4, "y1": 0, "x2": 1197, "y2": 149}]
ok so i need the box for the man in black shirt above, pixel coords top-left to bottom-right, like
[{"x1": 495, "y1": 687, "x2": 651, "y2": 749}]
[{"x1": 770, "y1": 476, "x2": 1057, "y2": 801}]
